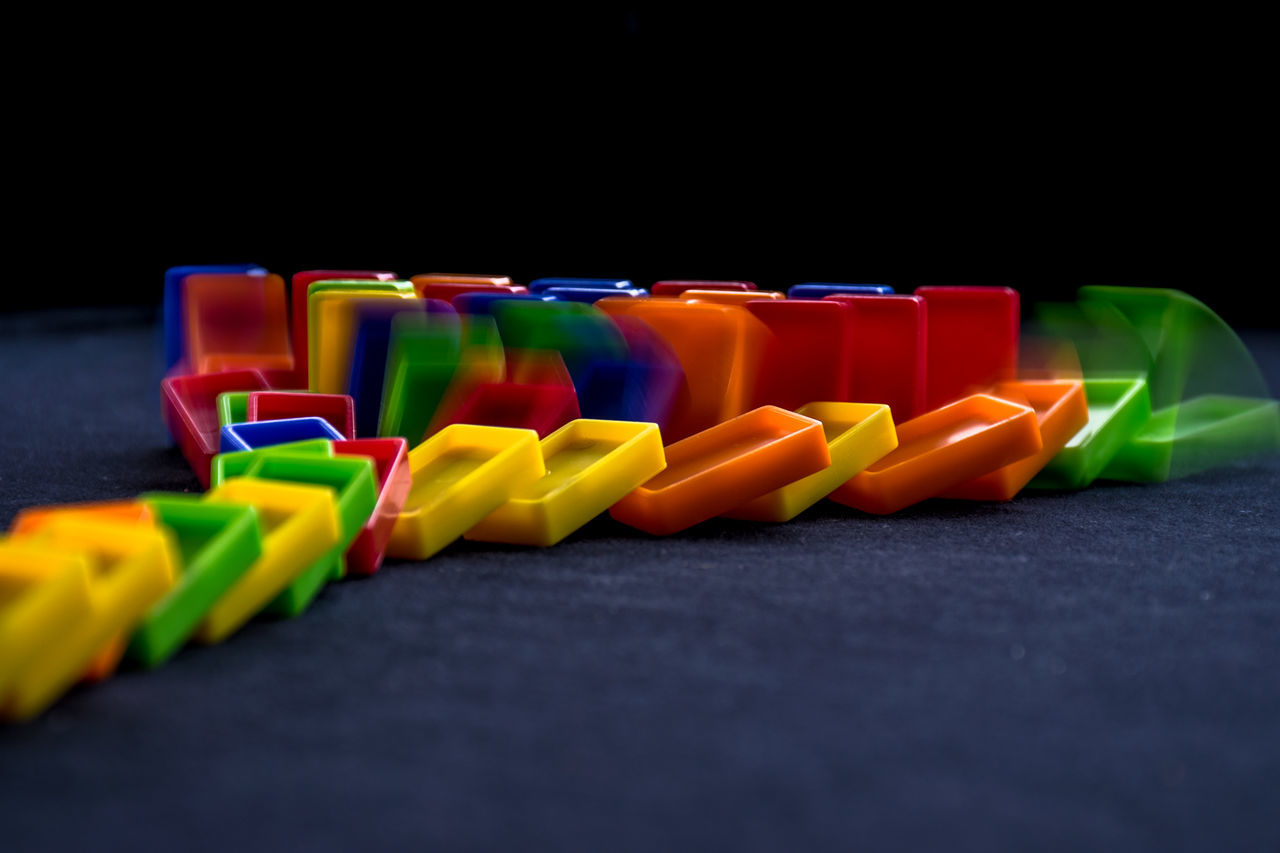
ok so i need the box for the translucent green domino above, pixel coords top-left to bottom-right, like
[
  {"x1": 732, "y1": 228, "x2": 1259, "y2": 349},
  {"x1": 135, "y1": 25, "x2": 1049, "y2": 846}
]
[
  {"x1": 1100, "y1": 395, "x2": 1280, "y2": 482},
  {"x1": 376, "y1": 313, "x2": 462, "y2": 443},
  {"x1": 1029, "y1": 377, "x2": 1151, "y2": 490}
]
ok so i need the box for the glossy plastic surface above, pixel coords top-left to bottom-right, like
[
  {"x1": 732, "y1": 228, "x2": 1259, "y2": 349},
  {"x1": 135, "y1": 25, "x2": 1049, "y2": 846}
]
[
  {"x1": 216, "y1": 391, "x2": 251, "y2": 427},
  {"x1": 1101, "y1": 396, "x2": 1280, "y2": 483},
  {"x1": 423, "y1": 316, "x2": 509, "y2": 437},
  {"x1": 823, "y1": 294, "x2": 928, "y2": 422},
  {"x1": 220, "y1": 417, "x2": 345, "y2": 453},
  {"x1": 830, "y1": 394, "x2": 1042, "y2": 515},
  {"x1": 452, "y1": 291, "x2": 556, "y2": 314},
  {"x1": 163, "y1": 264, "x2": 264, "y2": 372},
  {"x1": 343, "y1": 299, "x2": 434, "y2": 437},
  {"x1": 724, "y1": 403, "x2": 899, "y2": 522},
  {"x1": 465, "y1": 420, "x2": 667, "y2": 546},
  {"x1": 939, "y1": 381, "x2": 1089, "y2": 501},
  {"x1": 1029, "y1": 377, "x2": 1151, "y2": 490},
  {"x1": 239, "y1": 453, "x2": 377, "y2": 608},
  {"x1": 787, "y1": 283, "x2": 894, "y2": 299},
  {"x1": 410, "y1": 275, "x2": 522, "y2": 303},
  {"x1": 679, "y1": 290, "x2": 785, "y2": 305},
  {"x1": 161, "y1": 369, "x2": 272, "y2": 487},
  {"x1": 2, "y1": 521, "x2": 176, "y2": 721},
  {"x1": 650, "y1": 281, "x2": 756, "y2": 297},
  {"x1": 442, "y1": 382, "x2": 581, "y2": 439},
  {"x1": 1069, "y1": 287, "x2": 1280, "y2": 480},
  {"x1": 184, "y1": 273, "x2": 292, "y2": 375},
  {"x1": 412, "y1": 273, "x2": 513, "y2": 289},
  {"x1": 572, "y1": 315, "x2": 683, "y2": 428},
  {"x1": 609, "y1": 406, "x2": 831, "y2": 535},
  {"x1": 544, "y1": 287, "x2": 648, "y2": 303},
  {"x1": 376, "y1": 312, "x2": 464, "y2": 443},
  {"x1": 198, "y1": 478, "x2": 340, "y2": 642},
  {"x1": 594, "y1": 299, "x2": 769, "y2": 441},
  {"x1": 128, "y1": 496, "x2": 263, "y2": 667},
  {"x1": 916, "y1": 287, "x2": 1020, "y2": 409},
  {"x1": 386, "y1": 425, "x2": 546, "y2": 560},
  {"x1": 0, "y1": 542, "x2": 94, "y2": 717},
  {"x1": 210, "y1": 439, "x2": 335, "y2": 488},
  {"x1": 247, "y1": 392, "x2": 356, "y2": 441},
  {"x1": 289, "y1": 270, "x2": 398, "y2": 388},
  {"x1": 309, "y1": 288, "x2": 419, "y2": 394},
  {"x1": 746, "y1": 300, "x2": 854, "y2": 410},
  {"x1": 9, "y1": 500, "x2": 153, "y2": 535},
  {"x1": 528, "y1": 278, "x2": 633, "y2": 293},
  {"x1": 488, "y1": 301, "x2": 628, "y2": 392},
  {"x1": 333, "y1": 438, "x2": 411, "y2": 575},
  {"x1": 1076, "y1": 286, "x2": 1270, "y2": 410}
]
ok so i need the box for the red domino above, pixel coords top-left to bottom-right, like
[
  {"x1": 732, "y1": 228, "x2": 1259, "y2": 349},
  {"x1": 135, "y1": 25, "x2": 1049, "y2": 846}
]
[
  {"x1": 290, "y1": 270, "x2": 398, "y2": 389},
  {"x1": 745, "y1": 299, "x2": 854, "y2": 411},
  {"x1": 161, "y1": 369, "x2": 272, "y2": 487},
  {"x1": 441, "y1": 382, "x2": 581, "y2": 439},
  {"x1": 650, "y1": 280, "x2": 757, "y2": 297},
  {"x1": 823, "y1": 294, "x2": 928, "y2": 422},
  {"x1": 247, "y1": 392, "x2": 357, "y2": 441},
  {"x1": 915, "y1": 286, "x2": 1019, "y2": 410},
  {"x1": 333, "y1": 438, "x2": 411, "y2": 575}
]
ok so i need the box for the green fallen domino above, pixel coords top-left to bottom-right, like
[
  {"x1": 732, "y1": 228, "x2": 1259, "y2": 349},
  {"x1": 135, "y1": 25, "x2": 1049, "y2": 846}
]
[
  {"x1": 239, "y1": 453, "x2": 378, "y2": 616},
  {"x1": 127, "y1": 495, "x2": 263, "y2": 668}
]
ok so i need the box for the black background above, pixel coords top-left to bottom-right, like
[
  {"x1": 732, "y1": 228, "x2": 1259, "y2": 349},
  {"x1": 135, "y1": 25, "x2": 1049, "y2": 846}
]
[{"x1": 9, "y1": 9, "x2": 1267, "y2": 327}]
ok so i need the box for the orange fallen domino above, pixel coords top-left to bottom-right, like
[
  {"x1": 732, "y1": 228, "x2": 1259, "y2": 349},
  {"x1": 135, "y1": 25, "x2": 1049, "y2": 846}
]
[
  {"x1": 830, "y1": 394, "x2": 1043, "y2": 515},
  {"x1": 610, "y1": 406, "x2": 831, "y2": 535}
]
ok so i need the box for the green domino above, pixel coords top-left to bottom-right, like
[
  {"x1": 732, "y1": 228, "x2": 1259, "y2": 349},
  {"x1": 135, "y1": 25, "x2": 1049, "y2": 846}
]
[
  {"x1": 210, "y1": 439, "x2": 335, "y2": 487},
  {"x1": 127, "y1": 495, "x2": 264, "y2": 668},
  {"x1": 1029, "y1": 377, "x2": 1151, "y2": 490},
  {"x1": 240, "y1": 453, "x2": 378, "y2": 616},
  {"x1": 1077, "y1": 287, "x2": 1279, "y2": 481},
  {"x1": 216, "y1": 391, "x2": 252, "y2": 428},
  {"x1": 489, "y1": 300, "x2": 627, "y2": 380},
  {"x1": 376, "y1": 312, "x2": 461, "y2": 443},
  {"x1": 1100, "y1": 395, "x2": 1280, "y2": 483},
  {"x1": 307, "y1": 279, "x2": 415, "y2": 297}
]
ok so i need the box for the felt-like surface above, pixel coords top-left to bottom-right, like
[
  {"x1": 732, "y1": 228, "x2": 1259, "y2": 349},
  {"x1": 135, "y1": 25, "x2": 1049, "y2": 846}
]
[{"x1": 1, "y1": 308, "x2": 1278, "y2": 852}]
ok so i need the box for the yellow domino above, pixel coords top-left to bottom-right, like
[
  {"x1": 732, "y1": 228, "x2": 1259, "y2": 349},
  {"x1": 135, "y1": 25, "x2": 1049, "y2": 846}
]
[
  {"x1": 198, "y1": 478, "x2": 341, "y2": 643},
  {"x1": 312, "y1": 289, "x2": 418, "y2": 394},
  {"x1": 465, "y1": 419, "x2": 667, "y2": 547},
  {"x1": 0, "y1": 541, "x2": 95, "y2": 713},
  {"x1": 723, "y1": 402, "x2": 899, "y2": 522},
  {"x1": 307, "y1": 283, "x2": 415, "y2": 392},
  {"x1": 386, "y1": 424, "x2": 546, "y2": 560},
  {"x1": 2, "y1": 522, "x2": 176, "y2": 722}
]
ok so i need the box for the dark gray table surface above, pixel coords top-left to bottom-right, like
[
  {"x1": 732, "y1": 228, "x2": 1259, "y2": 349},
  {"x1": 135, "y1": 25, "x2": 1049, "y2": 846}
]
[{"x1": 1, "y1": 308, "x2": 1277, "y2": 852}]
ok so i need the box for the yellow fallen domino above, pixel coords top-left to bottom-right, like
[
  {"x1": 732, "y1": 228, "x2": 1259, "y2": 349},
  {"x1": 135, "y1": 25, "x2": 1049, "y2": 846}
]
[
  {"x1": 197, "y1": 477, "x2": 341, "y2": 643},
  {"x1": 723, "y1": 402, "x2": 899, "y2": 522},
  {"x1": 386, "y1": 424, "x2": 546, "y2": 560},
  {"x1": 465, "y1": 419, "x2": 666, "y2": 547},
  {"x1": 0, "y1": 541, "x2": 96, "y2": 714},
  {"x1": 2, "y1": 521, "x2": 176, "y2": 721}
]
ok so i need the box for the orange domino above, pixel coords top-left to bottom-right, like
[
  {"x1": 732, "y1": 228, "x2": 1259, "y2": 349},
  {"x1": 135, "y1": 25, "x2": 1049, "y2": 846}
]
[
  {"x1": 679, "y1": 290, "x2": 785, "y2": 305},
  {"x1": 830, "y1": 394, "x2": 1043, "y2": 515},
  {"x1": 937, "y1": 380, "x2": 1088, "y2": 501},
  {"x1": 595, "y1": 298, "x2": 770, "y2": 441},
  {"x1": 9, "y1": 500, "x2": 154, "y2": 536},
  {"x1": 609, "y1": 406, "x2": 831, "y2": 535},
  {"x1": 184, "y1": 272, "x2": 293, "y2": 375}
]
